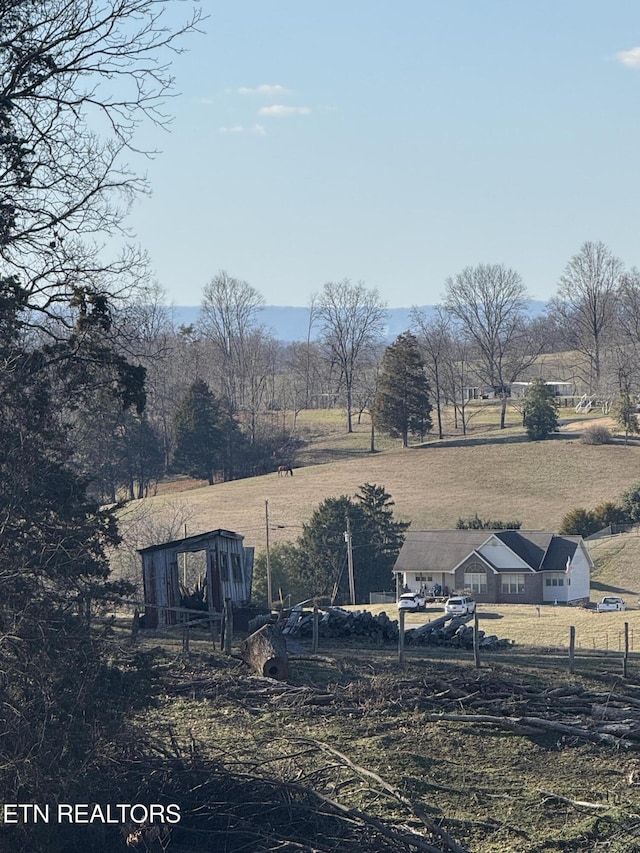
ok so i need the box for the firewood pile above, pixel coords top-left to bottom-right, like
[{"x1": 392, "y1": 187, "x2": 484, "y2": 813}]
[
  {"x1": 280, "y1": 607, "x2": 513, "y2": 650},
  {"x1": 291, "y1": 606, "x2": 400, "y2": 642},
  {"x1": 405, "y1": 613, "x2": 514, "y2": 650}
]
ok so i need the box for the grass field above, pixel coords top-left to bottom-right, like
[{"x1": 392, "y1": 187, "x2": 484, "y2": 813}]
[{"x1": 121, "y1": 409, "x2": 640, "y2": 557}]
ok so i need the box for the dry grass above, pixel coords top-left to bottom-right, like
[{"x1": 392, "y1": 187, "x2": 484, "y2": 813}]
[
  {"x1": 124, "y1": 421, "x2": 640, "y2": 553},
  {"x1": 374, "y1": 602, "x2": 640, "y2": 653}
]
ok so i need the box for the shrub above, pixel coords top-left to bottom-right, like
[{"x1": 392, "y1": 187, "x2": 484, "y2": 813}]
[
  {"x1": 456, "y1": 514, "x2": 522, "y2": 530},
  {"x1": 558, "y1": 507, "x2": 601, "y2": 537},
  {"x1": 581, "y1": 425, "x2": 612, "y2": 445},
  {"x1": 592, "y1": 501, "x2": 630, "y2": 528},
  {"x1": 620, "y1": 483, "x2": 640, "y2": 522}
]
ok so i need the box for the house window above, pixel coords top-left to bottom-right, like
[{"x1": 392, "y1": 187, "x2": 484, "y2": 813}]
[
  {"x1": 414, "y1": 574, "x2": 432, "y2": 582},
  {"x1": 219, "y1": 552, "x2": 229, "y2": 582},
  {"x1": 231, "y1": 553, "x2": 243, "y2": 582},
  {"x1": 501, "y1": 573, "x2": 525, "y2": 594},
  {"x1": 464, "y1": 572, "x2": 487, "y2": 594}
]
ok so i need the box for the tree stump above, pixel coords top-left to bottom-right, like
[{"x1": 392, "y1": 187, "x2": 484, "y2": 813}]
[{"x1": 239, "y1": 623, "x2": 289, "y2": 680}]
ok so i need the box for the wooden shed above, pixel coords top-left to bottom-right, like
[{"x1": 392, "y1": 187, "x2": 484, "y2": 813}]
[{"x1": 139, "y1": 528, "x2": 254, "y2": 627}]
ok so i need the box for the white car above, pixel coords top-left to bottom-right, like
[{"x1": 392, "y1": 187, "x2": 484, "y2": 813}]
[
  {"x1": 397, "y1": 592, "x2": 426, "y2": 612},
  {"x1": 444, "y1": 596, "x2": 476, "y2": 616},
  {"x1": 596, "y1": 596, "x2": 626, "y2": 612}
]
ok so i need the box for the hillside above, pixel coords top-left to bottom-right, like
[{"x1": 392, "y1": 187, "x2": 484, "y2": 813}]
[{"x1": 120, "y1": 423, "x2": 640, "y2": 555}]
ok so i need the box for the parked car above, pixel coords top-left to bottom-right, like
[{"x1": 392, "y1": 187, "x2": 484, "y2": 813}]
[
  {"x1": 444, "y1": 596, "x2": 476, "y2": 616},
  {"x1": 596, "y1": 596, "x2": 626, "y2": 612},
  {"x1": 397, "y1": 592, "x2": 426, "y2": 612}
]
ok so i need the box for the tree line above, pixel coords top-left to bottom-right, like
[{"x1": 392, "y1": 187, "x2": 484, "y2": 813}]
[{"x1": 74, "y1": 240, "x2": 640, "y2": 500}]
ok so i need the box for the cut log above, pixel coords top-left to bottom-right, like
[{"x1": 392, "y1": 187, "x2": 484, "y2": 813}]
[{"x1": 239, "y1": 623, "x2": 289, "y2": 681}]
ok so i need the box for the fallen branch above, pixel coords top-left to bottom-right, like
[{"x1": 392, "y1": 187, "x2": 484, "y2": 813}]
[
  {"x1": 423, "y1": 712, "x2": 638, "y2": 749},
  {"x1": 538, "y1": 790, "x2": 613, "y2": 810},
  {"x1": 289, "y1": 737, "x2": 470, "y2": 853}
]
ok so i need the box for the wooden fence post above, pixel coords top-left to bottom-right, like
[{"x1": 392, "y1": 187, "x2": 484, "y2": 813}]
[
  {"x1": 623, "y1": 622, "x2": 629, "y2": 678},
  {"x1": 209, "y1": 612, "x2": 217, "y2": 651},
  {"x1": 312, "y1": 603, "x2": 319, "y2": 654},
  {"x1": 569, "y1": 626, "x2": 576, "y2": 674},
  {"x1": 398, "y1": 608, "x2": 405, "y2": 665},
  {"x1": 473, "y1": 608, "x2": 481, "y2": 669},
  {"x1": 223, "y1": 599, "x2": 233, "y2": 656}
]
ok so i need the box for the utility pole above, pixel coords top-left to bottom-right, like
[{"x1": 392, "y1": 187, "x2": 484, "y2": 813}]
[
  {"x1": 265, "y1": 500, "x2": 273, "y2": 611},
  {"x1": 345, "y1": 514, "x2": 356, "y2": 605}
]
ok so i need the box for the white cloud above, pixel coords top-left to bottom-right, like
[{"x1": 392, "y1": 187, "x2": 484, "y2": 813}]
[
  {"x1": 217, "y1": 124, "x2": 267, "y2": 137},
  {"x1": 616, "y1": 47, "x2": 640, "y2": 68},
  {"x1": 257, "y1": 105, "x2": 311, "y2": 118},
  {"x1": 238, "y1": 84, "x2": 292, "y2": 96}
]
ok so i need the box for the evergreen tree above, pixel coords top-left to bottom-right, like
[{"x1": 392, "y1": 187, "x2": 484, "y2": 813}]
[
  {"x1": 373, "y1": 332, "x2": 432, "y2": 447},
  {"x1": 355, "y1": 483, "x2": 410, "y2": 591},
  {"x1": 523, "y1": 378, "x2": 559, "y2": 440},
  {"x1": 173, "y1": 380, "x2": 227, "y2": 484},
  {"x1": 613, "y1": 392, "x2": 639, "y2": 445},
  {"x1": 620, "y1": 482, "x2": 640, "y2": 523},
  {"x1": 0, "y1": 280, "x2": 137, "y2": 809},
  {"x1": 296, "y1": 485, "x2": 408, "y2": 604}
]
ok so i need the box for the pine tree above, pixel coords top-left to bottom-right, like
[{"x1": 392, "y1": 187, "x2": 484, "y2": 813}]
[
  {"x1": 523, "y1": 378, "x2": 559, "y2": 440},
  {"x1": 173, "y1": 380, "x2": 226, "y2": 484},
  {"x1": 373, "y1": 332, "x2": 432, "y2": 447},
  {"x1": 296, "y1": 485, "x2": 409, "y2": 604}
]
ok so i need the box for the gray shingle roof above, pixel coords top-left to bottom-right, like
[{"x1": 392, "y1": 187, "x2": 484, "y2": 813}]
[{"x1": 394, "y1": 530, "x2": 582, "y2": 574}]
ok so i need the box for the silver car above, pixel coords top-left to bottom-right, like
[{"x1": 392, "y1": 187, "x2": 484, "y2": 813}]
[{"x1": 444, "y1": 596, "x2": 476, "y2": 616}]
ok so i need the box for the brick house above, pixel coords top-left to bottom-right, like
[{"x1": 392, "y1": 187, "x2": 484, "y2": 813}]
[{"x1": 393, "y1": 530, "x2": 591, "y2": 605}]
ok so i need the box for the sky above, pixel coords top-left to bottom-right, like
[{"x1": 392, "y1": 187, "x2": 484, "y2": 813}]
[{"x1": 124, "y1": 1, "x2": 640, "y2": 308}]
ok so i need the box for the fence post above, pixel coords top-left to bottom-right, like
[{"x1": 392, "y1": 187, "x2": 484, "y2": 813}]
[
  {"x1": 623, "y1": 622, "x2": 629, "y2": 679},
  {"x1": 312, "y1": 603, "x2": 319, "y2": 654},
  {"x1": 398, "y1": 608, "x2": 405, "y2": 665},
  {"x1": 223, "y1": 599, "x2": 233, "y2": 656},
  {"x1": 209, "y1": 611, "x2": 217, "y2": 651},
  {"x1": 131, "y1": 608, "x2": 140, "y2": 643},
  {"x1": 569, "y1": 626, "x2": 576, "y2": 674},
  {"x1": 182, "y1": 622, "x2": 190, "y2": 656},
  {"x1": 473, "y1": 609, "x2": 481, "y2": 669}
]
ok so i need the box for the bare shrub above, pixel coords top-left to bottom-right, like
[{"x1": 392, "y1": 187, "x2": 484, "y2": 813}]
[{"x1": 581, "y1": 425, "x2": 612, "y2": 445}]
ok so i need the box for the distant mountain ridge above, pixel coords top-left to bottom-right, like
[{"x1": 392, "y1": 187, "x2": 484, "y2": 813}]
[{"x1": 170, "y1": 301, "x2": 547, "y2": 343}]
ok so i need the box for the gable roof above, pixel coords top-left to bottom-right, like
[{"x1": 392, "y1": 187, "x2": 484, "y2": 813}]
[
  {"x1": 138, "y1": 528, "x2": 244, "y2": 555},
  {"x1": 492, "y1": 530, "x2": 552, "y2": 568},
  {"x1": 394, "y1": 530, "x2": 583, "y2": 574}
]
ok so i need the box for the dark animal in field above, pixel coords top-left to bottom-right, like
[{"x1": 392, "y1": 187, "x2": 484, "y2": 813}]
[{"x1": 277, "y1": 465, "x2": 293, "y2": 477}]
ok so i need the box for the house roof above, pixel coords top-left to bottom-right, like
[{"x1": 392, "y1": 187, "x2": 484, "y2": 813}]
[
  {"x1": 393, "y1": 530, "x2": 584, "y2": 575},
  {"x1": 138, "y1": 528, "x2": 244, "y2": 555}
]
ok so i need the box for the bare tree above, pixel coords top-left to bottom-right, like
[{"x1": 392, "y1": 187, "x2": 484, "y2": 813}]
[
  {"x1": 315, "y1": 279, "x2": 387, "y2": 432},
  {"x1": 411, "y1": 307, "x2": 451, "y2": 439},
  {"x1": 1, "y1": 0, "x2": 203, "y2": 318},
  {"x1": 443, "y1": 263, "x2": 531, "y2": 429},
  {"x1": 439, "y1": 335, "x2": 478, "y2": 435},
  {"x1": 551, "y1": 241, "x2": 623, "y2": 389},
  {"x1": 199, "y1": 270, "x2": 267, "y2": 418}
]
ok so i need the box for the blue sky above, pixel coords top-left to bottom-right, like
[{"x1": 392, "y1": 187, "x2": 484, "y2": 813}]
[{"x1": 125, "y1": 1, "x2": 640, "y2": 308}]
